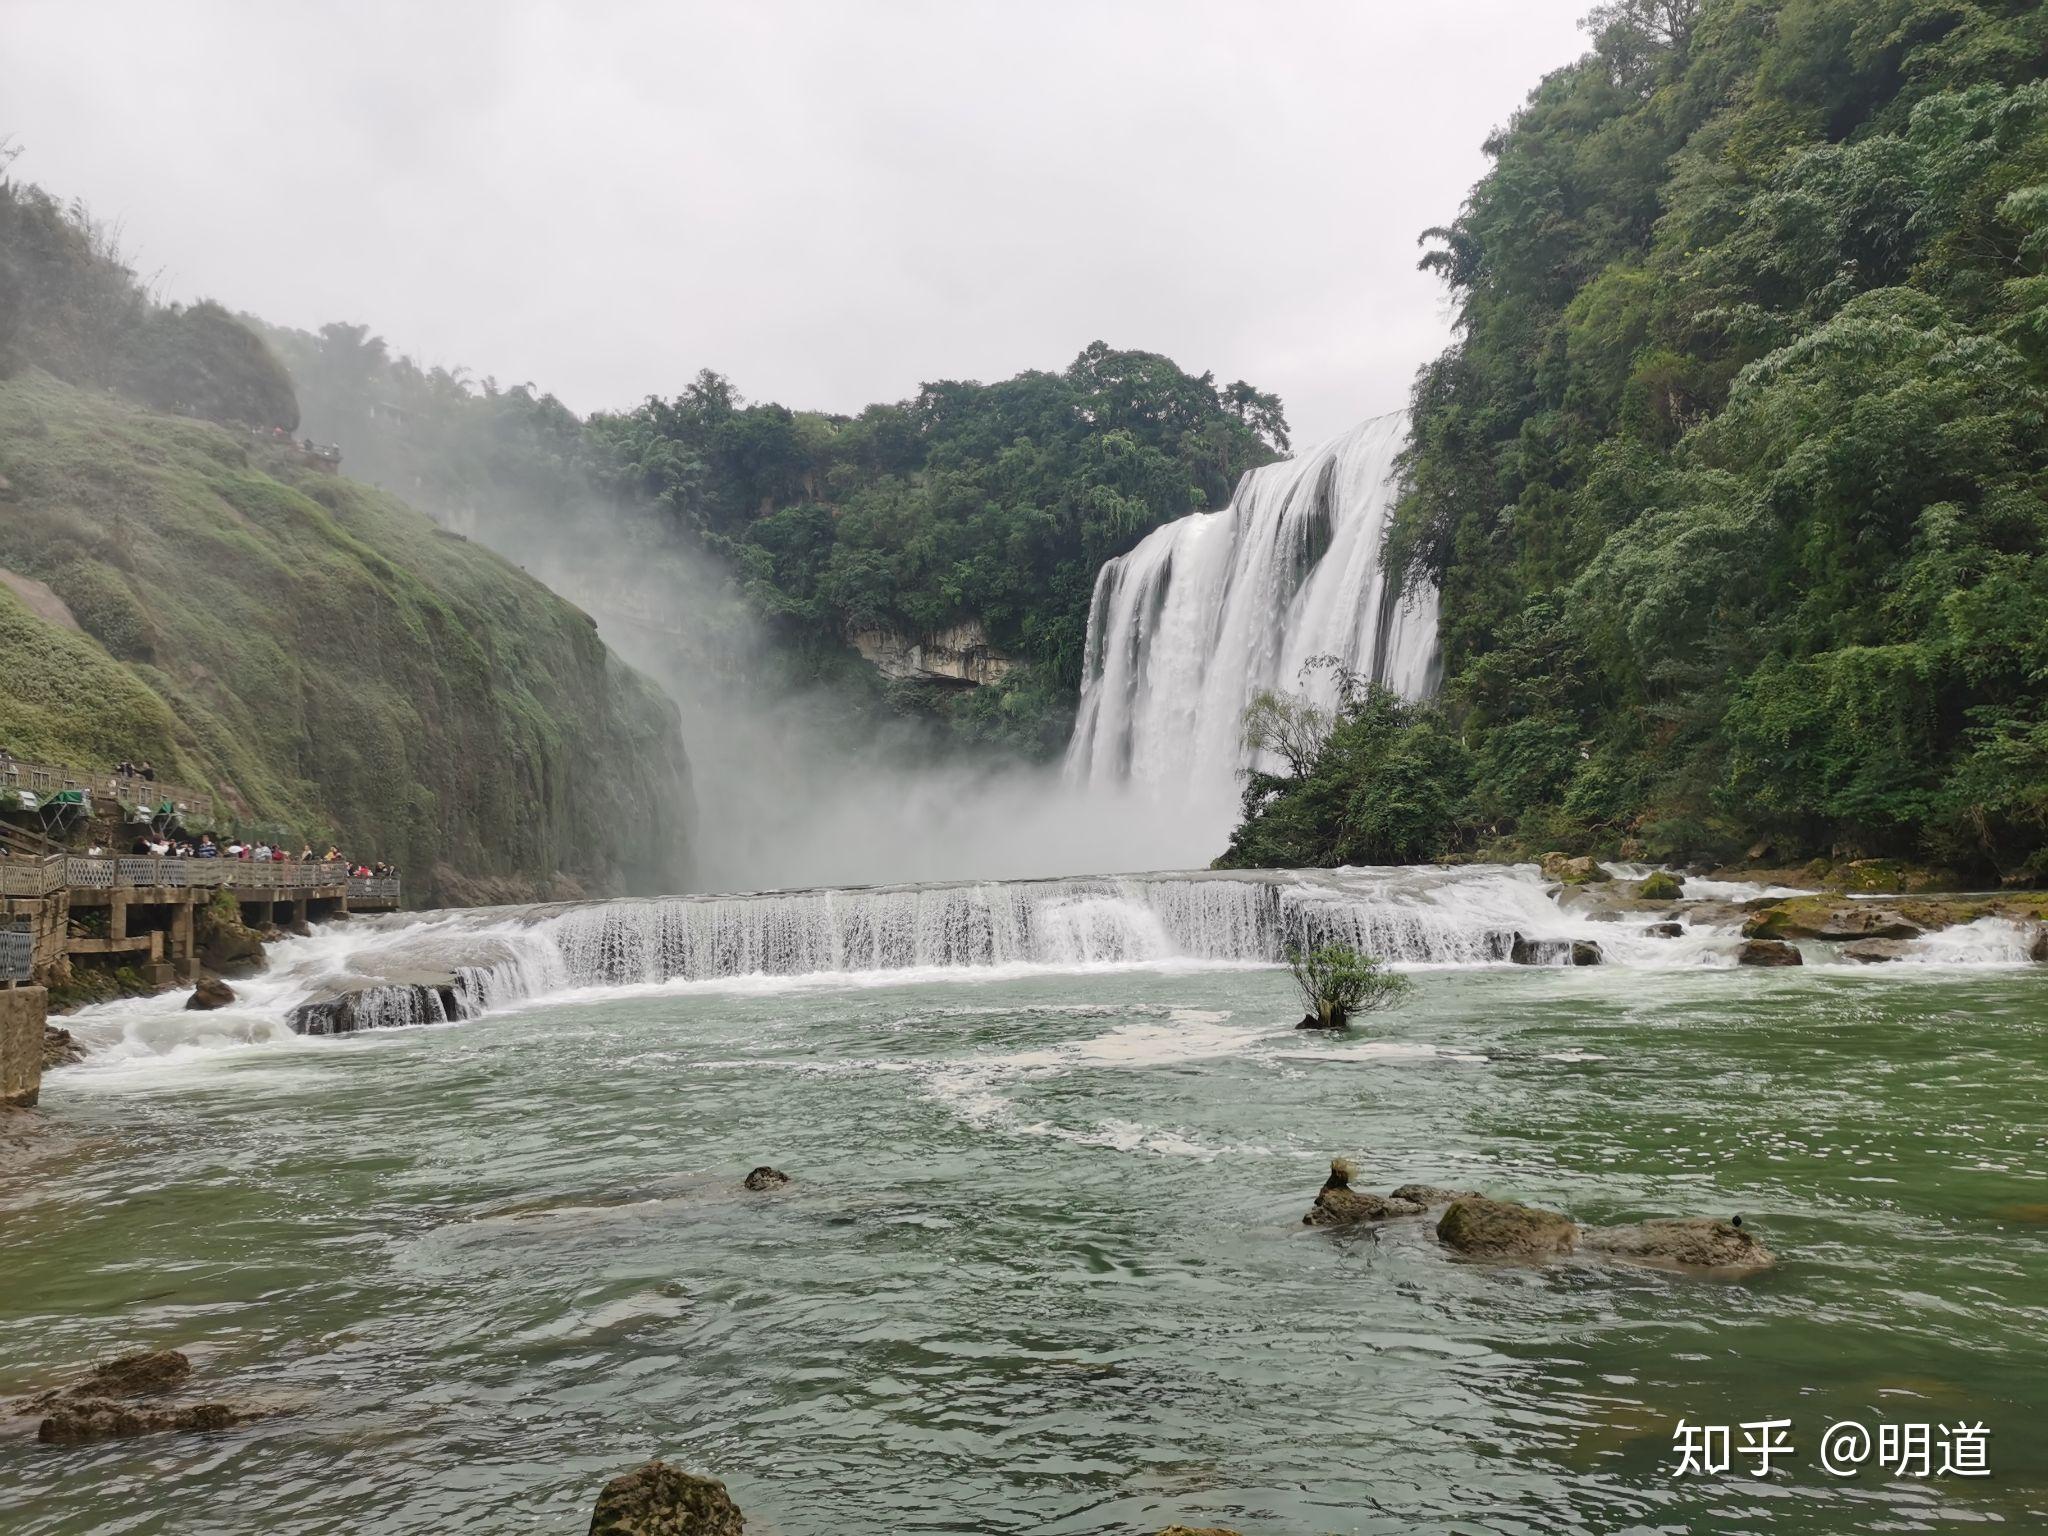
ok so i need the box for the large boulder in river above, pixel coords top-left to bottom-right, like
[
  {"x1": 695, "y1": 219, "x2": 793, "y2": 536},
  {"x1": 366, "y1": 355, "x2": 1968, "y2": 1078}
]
[
  {"x1": 1638, "y1": 870, "x2": 1684, "y2": 901},
  {"x1": 1437, "y1": 1196, "x2": 1578, "y2": 1259},
  {"x1": 195, "y1": 896, "x2": 265, "y2": 975},
  {"x1": 1581, "y1": 1217, "x2": 1776, "y2": 1275},
  {"x1": 42, "y1": 1025, "x2": 85, "y2": 1071},
  {"x1": 2028, "y1": 923, "x2": 2048, "y2": 963},
  {"x1": 588, "y1": 1459, "x2": 745, "y2": 1536},
  {"x1": 1541, "y1": 853, "x2": 1612, "y2": 885},
  {"x1": 185, "y1": 978, "x2": 236, "y2": 1011},
  {"x1": 1303, "y1": 1159, "x2": 1424, "y2": 1226},
  {"x1": 743, "y1": 1166, "x2": 790, "y2": 1192},
  {"x1": 1736, "y1": 939, "x2": 1803, "y2": 967}
]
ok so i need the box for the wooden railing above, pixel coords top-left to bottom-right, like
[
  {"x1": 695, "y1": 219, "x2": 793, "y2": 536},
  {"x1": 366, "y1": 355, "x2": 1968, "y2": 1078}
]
[{"x1": 0, "y1": 756, "x2": 214, "y2": 820}]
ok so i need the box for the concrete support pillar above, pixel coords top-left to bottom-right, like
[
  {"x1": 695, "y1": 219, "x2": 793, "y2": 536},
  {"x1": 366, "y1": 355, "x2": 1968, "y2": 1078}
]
[
  {"x1": 109, "y1": 891, "x2": 129, "y2": 942},
  {"x1": 1, "y1": 986, "x2": 48, "y2": 1107},
  {"x1": 171, "y1": 899, "x2": 194, "y2": 980}
]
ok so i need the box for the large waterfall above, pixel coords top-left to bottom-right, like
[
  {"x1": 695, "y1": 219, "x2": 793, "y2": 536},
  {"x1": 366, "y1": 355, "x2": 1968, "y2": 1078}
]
[{"x1": 1064, "y1": 413, "x2": 1440, "y2": 845}]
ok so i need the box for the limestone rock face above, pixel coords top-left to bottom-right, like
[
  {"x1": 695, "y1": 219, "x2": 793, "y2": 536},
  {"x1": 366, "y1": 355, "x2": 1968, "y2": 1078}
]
[
  {"x1": 1736, "y1": 938, "x2": 1803, "y2": 966},
  {"x1": 186, "y1": 977, "x2": 236, "y2": 1011},
  {"x1": 1582, "y1": 1217, "x2": 1775, "y2": 1273},
  {"x1": 1436, "y1": 1196, "x2": 1579, "y2": 1259},
  {"x1": 849, "y1": 621, "x2": 1015, "y2": 688},
  {"x1": 742, "y1": 1166, "x2": 790, "y2": 1192},
  {"x1": 588, "y1": 1460, "x2": 745, "y2": 1536}
]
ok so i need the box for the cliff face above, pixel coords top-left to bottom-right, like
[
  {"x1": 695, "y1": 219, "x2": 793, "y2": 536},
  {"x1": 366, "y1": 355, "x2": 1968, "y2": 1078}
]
[
  {"x1": 0, "y1": 373, "x2": 692, "y2": 904},
  {"x1": 848, "y1": 622, "x2": 1017, "y2": 689}
]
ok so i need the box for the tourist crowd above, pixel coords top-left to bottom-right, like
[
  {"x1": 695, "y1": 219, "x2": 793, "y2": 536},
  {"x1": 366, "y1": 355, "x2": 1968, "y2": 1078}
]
[{"x1": 123, "y1": 835, "x2": 399, "y2": 877}]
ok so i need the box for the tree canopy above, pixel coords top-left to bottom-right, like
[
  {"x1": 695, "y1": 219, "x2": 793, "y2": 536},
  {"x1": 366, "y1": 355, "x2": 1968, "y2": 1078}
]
[{"x1": 1238, "y1": 0, "x2": 2048, "y2": 881}]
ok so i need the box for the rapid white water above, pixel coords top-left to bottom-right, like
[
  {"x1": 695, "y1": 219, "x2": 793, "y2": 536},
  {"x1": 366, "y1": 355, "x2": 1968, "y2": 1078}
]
[{"x1": 1064, "y1": 414, "x2": 1440, "y2": 847}]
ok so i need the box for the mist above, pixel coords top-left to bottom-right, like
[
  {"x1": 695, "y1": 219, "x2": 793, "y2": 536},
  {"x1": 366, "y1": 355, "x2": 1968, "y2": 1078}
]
[{"x1": 428, "y1": 484, "x2": 1232, "y2": 893}]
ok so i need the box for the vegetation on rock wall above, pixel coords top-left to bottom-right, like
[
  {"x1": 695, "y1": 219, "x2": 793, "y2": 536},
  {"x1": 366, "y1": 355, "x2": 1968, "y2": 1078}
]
[
  {"x1": 1234, "y1": 0, "x2": 2048, "y2": 882},
  {"x1": 0, "y1": 178, "x2": 692, "y2": 903}
]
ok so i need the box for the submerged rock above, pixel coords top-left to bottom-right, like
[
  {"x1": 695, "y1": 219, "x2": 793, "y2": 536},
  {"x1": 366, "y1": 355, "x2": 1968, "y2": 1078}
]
[
  {"x1": 1303, "y1": 1158, "x2": 1425, "y2": 1226},
  {"x1": 38, "y1": 1398, "x2": 249, "y2": 1446},
  {"x1": 1581, "y1": 1217, "x2": 1776, "y2": 1274},
  {"x1": 75, "y1": 1348, "x2": 191, "y2": 1397},
  {"x1": 743, "y1": 1166, "x2": 790, "y2": 1192},
  {"x1": 1736, "y1": 939, "x2": 1803, "y2": 967},
  {"x1": 1637, "y1": 870, "x2": 1684, "y2": 901},
  {"x1": 1839, "y1": 938, "x2": 1914, "y2": 964},
  {"x1": 1157, "y1": 1528, "x2": 1245, "y2": 1535},
  {"x1": 185, "y1": 978, "x2": 236, "y2": 1011},
  {"x1": 588, "y1": 1459, "x2": 745, "y2": 1536},
  {"x1": 1644, "y1": 921, "x2": 1684, "y2": 939},
  {"x1": 1436, "y1": 1196, "x2": 1578, "y2": 1260}
]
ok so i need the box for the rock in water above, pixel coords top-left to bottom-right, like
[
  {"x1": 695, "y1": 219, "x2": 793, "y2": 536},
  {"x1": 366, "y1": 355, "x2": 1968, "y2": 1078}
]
[
  {"x1": 185, "y1": 978, "x2": 236, "y2": 1011},
  {"x1": 1839, "y1": 938, "x2": 1914, "y2": 964},
  {"x1": 1644, "y1": 921, "x2": 1684, "y2": 939},
  {"x1": 39, "y1": 1399, "x2": 247, "y2": 1446},
  {"x1": 42, "y1": 1026, "x2": 86, "y2": 1071},
  {"x1": 1638, "y1": 870, "x2": 1684, "y2": 901},
  {"x1": 1509, "y1": 935, "x2": 1603, "y2": 966},
  {"x1": 2028, "y1": 923, "x2": 2048, "y2": 963},
  {"x1": 1736, "y1": 939, "x2": 1803, "y2": 967},
  {"x1": 1436, "y1": 1196, "x2": 1578, "y2": 1259},
  {"x1": 1157, "y1": 1528, "x2": 1245, "y2": 1535},
  {"x1": 1389, "y1": 1183, "x2": 1479, "y2": 1208},
  {"x1": 1302, "y1": 1158, "x2": 1425, "y2": 1226},
  {"x1": 588, "y1": 1460, "x2": 745, "y2": 1536},
  {"x1": 742, "y1": 1166, "x2": 790, "y2": 1192},
  {"x1": 77, "y1": 1348, "x2": 192, "y2": 1397},
  {"x1": 1582, "y1": 1218, "x2": 1776, "y2": 1274},
  {"x1": 1540, "y1": 852, "x2": 1612, "y2": 884}
]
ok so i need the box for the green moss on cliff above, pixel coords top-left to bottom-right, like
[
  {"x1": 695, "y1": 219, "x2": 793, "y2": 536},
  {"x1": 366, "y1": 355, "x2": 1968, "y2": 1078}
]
[{"x1": 0, "y1": 373, "x2": 690, "y2": 903}]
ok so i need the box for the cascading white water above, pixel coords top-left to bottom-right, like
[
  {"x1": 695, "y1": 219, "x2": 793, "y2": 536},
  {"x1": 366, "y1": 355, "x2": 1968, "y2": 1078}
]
[{"x1": 1064, "y1": 413, "x2": 1440, "y2": 850}]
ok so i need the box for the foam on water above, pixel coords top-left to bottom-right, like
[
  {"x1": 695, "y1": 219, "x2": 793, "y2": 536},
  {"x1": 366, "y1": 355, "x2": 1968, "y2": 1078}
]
[{"x1": 50, "y1": 863, "x2": 2028, "y2": 1067}]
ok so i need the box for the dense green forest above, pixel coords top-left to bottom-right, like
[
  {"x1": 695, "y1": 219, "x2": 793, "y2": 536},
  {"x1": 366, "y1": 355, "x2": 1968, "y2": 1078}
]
[
  {"x1": 1229, "y1": 0, "x2": 2048, "y2": 882},
  {"x1": 265, "y1": 322, "x2": 1287, "y2": 753},
  {"x1": 0, "y1": 176, "x2": 692, "y2": 903}
]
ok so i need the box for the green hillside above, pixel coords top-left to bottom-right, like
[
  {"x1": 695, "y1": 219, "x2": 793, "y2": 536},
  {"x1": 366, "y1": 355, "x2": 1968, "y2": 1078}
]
[{"x1": 0, "y1": 371, "x2": 691, "y2": 903}]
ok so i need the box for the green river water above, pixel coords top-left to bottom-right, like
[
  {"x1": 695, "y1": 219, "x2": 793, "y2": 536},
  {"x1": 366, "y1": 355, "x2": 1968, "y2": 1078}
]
[{"x1": 3, "y1": 959, "x2": 2045, "y2": 1534}]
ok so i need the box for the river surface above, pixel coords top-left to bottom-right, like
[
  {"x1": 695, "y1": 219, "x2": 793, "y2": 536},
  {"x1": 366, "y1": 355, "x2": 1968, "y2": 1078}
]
[{"x1": 4, "y1": 870, "x2": 2046, "y2": 1534}]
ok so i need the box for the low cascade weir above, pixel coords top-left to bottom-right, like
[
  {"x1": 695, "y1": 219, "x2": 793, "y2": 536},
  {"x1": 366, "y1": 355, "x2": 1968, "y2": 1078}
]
[
  {"x1": 1064, "y1": 413, "x2": 1441, "y2": 852},
  {"x1": 277, "y1": 866, "x2": 1599, "y2": 1034}
]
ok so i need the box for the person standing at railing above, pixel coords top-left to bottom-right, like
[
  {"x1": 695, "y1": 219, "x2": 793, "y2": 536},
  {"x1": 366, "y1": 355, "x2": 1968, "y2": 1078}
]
[{"x1": 198, "y1": 835, "x2": 219, "y2": 859}]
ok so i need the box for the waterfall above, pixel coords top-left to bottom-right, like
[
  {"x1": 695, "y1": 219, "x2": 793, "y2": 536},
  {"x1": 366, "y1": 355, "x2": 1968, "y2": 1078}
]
[
  {"x1": 1064, "y1": 413, "x2": 1440, "y2": 844},
  {"x1": 274, "y1": 864, "x2": 1669, "y2": 1034}
]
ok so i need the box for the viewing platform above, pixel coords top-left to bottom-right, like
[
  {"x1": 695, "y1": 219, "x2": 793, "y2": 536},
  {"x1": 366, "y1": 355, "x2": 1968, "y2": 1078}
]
[{"x1": 0, "y1": 854, "x2": 402, "y2": 986}]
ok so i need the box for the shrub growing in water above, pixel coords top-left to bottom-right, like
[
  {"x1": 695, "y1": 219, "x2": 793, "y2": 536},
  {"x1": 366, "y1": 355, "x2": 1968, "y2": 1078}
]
[{"x1": 1286, "y1": 942, "x2": 1411, "y2": 1029}]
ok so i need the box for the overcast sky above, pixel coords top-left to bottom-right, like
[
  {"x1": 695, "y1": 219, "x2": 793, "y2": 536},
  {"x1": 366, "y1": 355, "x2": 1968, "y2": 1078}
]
[{"x1": 5, "y1": 1, "x2": 1593, "y2": 447}]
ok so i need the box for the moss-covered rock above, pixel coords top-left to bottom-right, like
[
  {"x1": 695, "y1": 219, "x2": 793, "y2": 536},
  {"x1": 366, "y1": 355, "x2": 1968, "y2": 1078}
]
[
  {"x1": 1638, "y1": 870, "x2": 1684, "y2": 901},
  {"x1": 1581, "y1": 1217, "x2": 1775, "y2": 1274},
  {"x1": 587, "y1": 1460, "x2": 744, "y2": 1536},
  {"x1": 1436, "y1": 1196, "x2": 1578, "y2": 1259}
]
